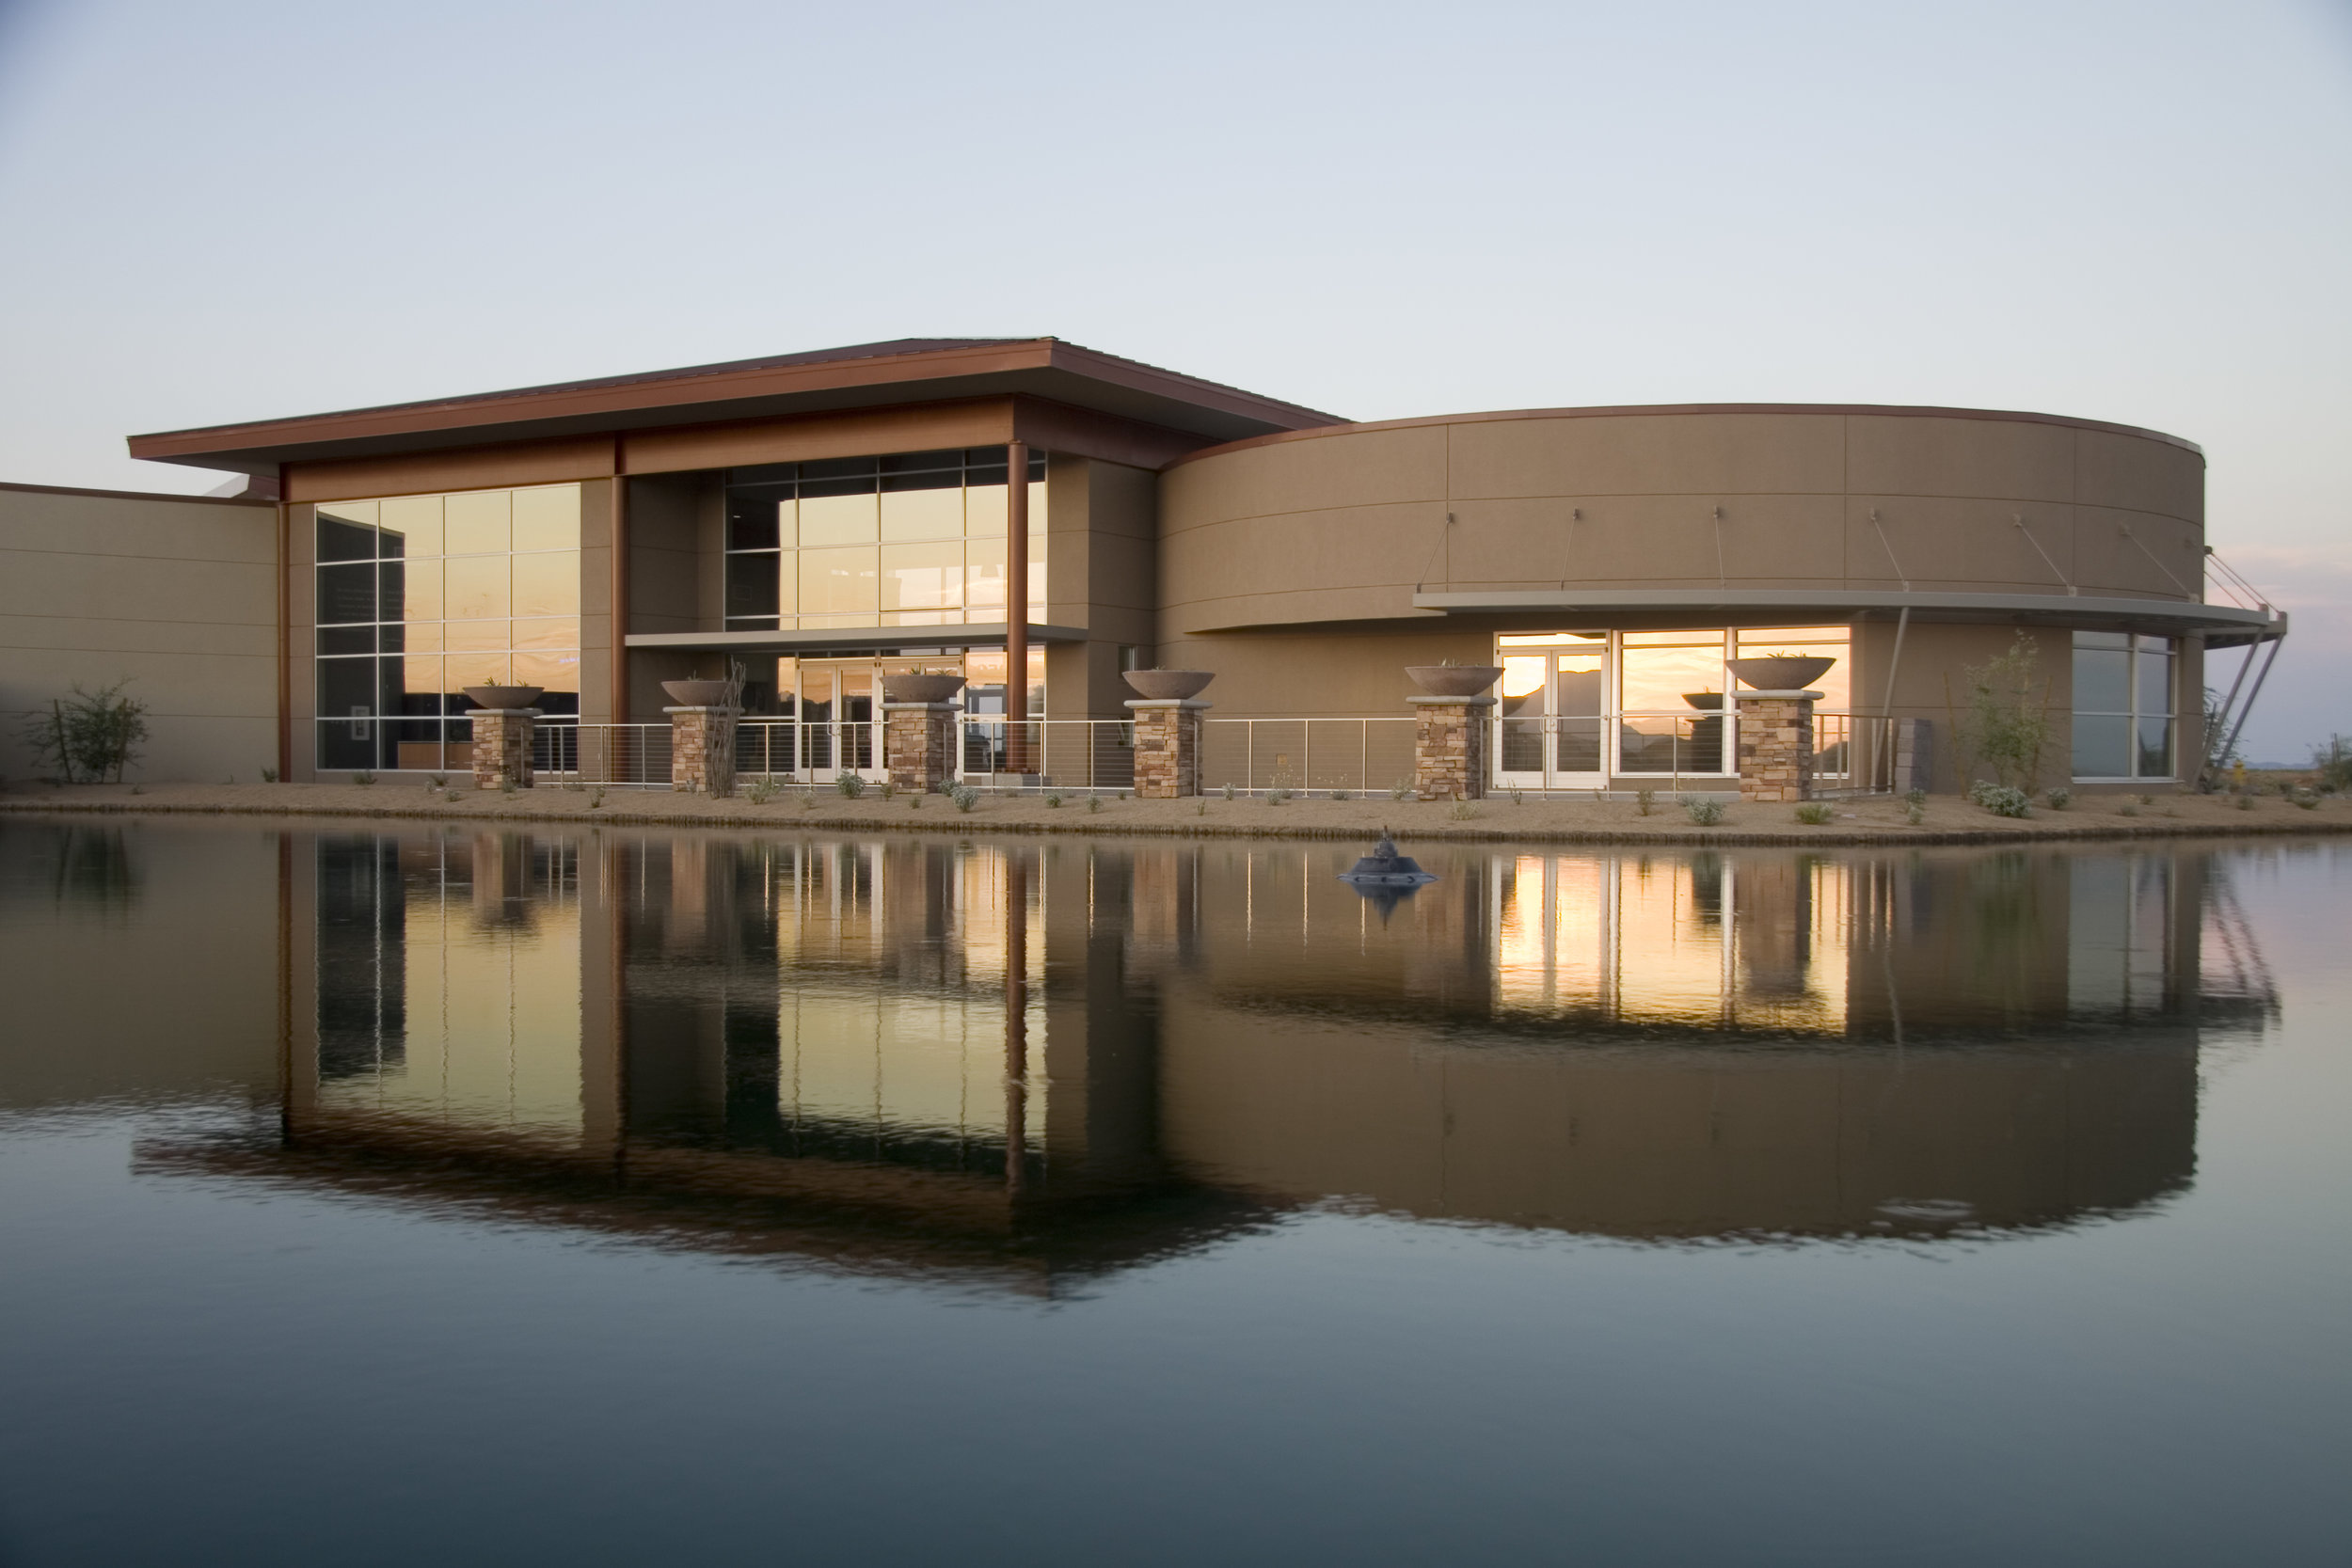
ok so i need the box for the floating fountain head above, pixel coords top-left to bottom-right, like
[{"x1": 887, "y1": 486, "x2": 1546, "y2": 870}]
[{"x1": 1336, "y1": 831, "x2": 1439, "y2": 920}]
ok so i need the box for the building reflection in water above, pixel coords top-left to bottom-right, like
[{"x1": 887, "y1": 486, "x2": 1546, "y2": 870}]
[{"x1": 151, "y1": 829, "x2": 2280, "y2": 1293}]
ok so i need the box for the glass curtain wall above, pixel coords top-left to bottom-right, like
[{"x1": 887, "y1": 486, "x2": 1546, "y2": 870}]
[
  {"x1": 2073, "y1": 632, "x2": 2175, "y2": 781},
  {"x1": 315, "y1": 485, "x2": 582, "y2": 771},
  {"x1": 722, "y1": 448, "x2": 1046, "y2": 632},
  {"x1": 1498, "y1": 626, "x2": 1851, "y2": 779}
]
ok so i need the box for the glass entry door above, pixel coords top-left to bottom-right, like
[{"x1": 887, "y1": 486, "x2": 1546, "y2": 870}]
[
  {"x1": 1496, "y1": 639, "x2": 1608, "y2": 791},
  {"x1": 792, "y1": 661, "x2": 882, "y2": 783}
]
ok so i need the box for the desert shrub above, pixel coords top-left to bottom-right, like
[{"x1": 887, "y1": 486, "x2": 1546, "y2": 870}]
[
  {"x1": 1795, "y1": 802, "x2": 1832, "y2": 825},
  {"x1": 1447, "y1": 800, "x2": 1480, "y2": 820},
  {"x1": 1389, "y1": 779, "x2": 1413, "y2": 801},
  {"x1": 2235, "y1": 792, "x2": 2255, "y2": 811},
  {"x1": 1330, "y1": 788, "x2": 1352, "y2": 801},
  {"x1": 947, "y1": 784, "x2": 979, "y2": 813},
  {"x1": 1635, "y1": 788, "x2": 1656, "y2": 816},
  {"x1": 20, "y1": 680, "x2": 149, "y2": 784},
  {"x1": 352, "y1": 770, "x2": 377, "y2": 786},
  {"x1": 1948, "y1": 636, "x2": 2052, "y2": 794},
  {"x1": 2312, "y1": 736, "x2": 2352, "y2": 793},
  {"x1": 261, "y1": 766, "x2": 279, "y2": 783},
  {"x1": 1904, "y1": 787, "x2": 1927, "y2": 811},
  {"x1": 1684, "y1": 799, "x2": 1724, "y2": 826},
  {"x1": 1967, "y1": 781, "x2": 2031, "y2": 818},
  {"x1": 1087, "y1": 794, "x2": 1104, "y2": 814},
  {"x1": 877, "y1": 778, "x2": 897, "y2": 800},
  {"x1": 429, "y1": 773, "x2": 449, "y2": 788},
  {"x1": 1222, "y1": 783, "x2": 1237, "y2": 800},
  {"x1": 2044, "y1": 787, "x2": 2073, "y2": 811},
  {"x1": 1044, "y1": 791, "x2": 1063, "y2": 808},
  {"x1": 1265, "y1": 786, "x2": 1291, "y2": 805},
  {"x1": 744, "y1": 779, "x2": 781, "y2": 804},
  {"x1": 588, "y1": 787, "x2": 606, "y2": 809},
  {"x1": 1906, "y1": 802, "x2": 1925, "y2": 826},
  {"x1": 834, "y1": 773, "x2": 866, "y2": 799}
]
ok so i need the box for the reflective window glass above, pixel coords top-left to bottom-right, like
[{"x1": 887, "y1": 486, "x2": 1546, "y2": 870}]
[
  {"x1": 965, "y1": 538, "x2": 1008, "y2": 616},
  {"x1": 317, "y1": 511, "x2": 376, "y2": 562},
  {"x1": 881, "y1": 484, "x2": 963, "y2": 541},
  {"x1": 727, "y1": 554, "x2": 781, "y2": 621},
  {"x1": 512, "y1": 551, "x2": 579, "y2": 618},
  {"x1": 799, "y1": 491, "x2": 879, "y2": 546},
  {"x1": 1621, "y1": 643, "x2": 1724, "y2": 711},
  {"x1": 963, "y1": 483, "x2": 1008, "y2": 538},
  {"x1": 2137, "y1": 648, "x2": 2173, "y2": 717},
  {"x1": 513, "y1": 617, "x2": 579, "y2": 652},
  {"x1": 2137, "y1": 715, "x2": 2174, "y2": 777},
  {"x1": 513, "y1": 651, "x2": 580, "y2": 697},
  {"x1": 800, "y1": 546, "x2": 879, "y2": 616},
  {"x1": 2074, "y1": 647, "x2": 2130, "y2": 712},
  {"x1": 881, "y1": 542, "x2": 963, "y2": 611},
  {"x1": 510, "y1": 485, "x2": 580, "y2": 552},
  {"x1": 2074, "y1": 714, "x2": 2131, "y2": 778},
  {"x1": 443, "y1": 555, "x2": 509, "y2": 620},
  {"x1": 727, "y1": 496, "x2": 784, "y2": 551},
  {"x1": 317, "y1": 562, "x2": 376, "y2": 626},
  {"x1": 378, "y1": 496, "x2": 442, "y2": 558},
  {"x1": 443, "y1": 490, "x2": 511, "y2": 555},
  {"x1": 400, "y1": 560, "x2": 444, "y2": 624},
  {"x1": 403, "y1": 621, "x2": 443, "y2": 654},
  {"x1": 316, "y1": 625, "x2": 373, "y2": 656},
  {"x1": 443, "y1": 619, "x2": 510, "y2": 653},
  {"x1": 317, "y1": 657, "x2": 381, "y2": 720}
]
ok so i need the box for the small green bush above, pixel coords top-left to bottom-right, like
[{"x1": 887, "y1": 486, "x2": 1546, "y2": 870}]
[
  {"x1": 1447, "y1": 800, "x2": 1481, "y2": 820},
  {"x1": 1685, "y1": 799, "x2": 1724, "y2": 826},
  {"x1": 1087, "y1": 794, "x2": 1104, "y2": 814},
  {"x1": 261, "y1": 767, "x2": 279, "y2": 784},
  {"x1": 1904, "y1": 787, "x2": 1927, "y2": 812},
  {"x1": 1045, "y1": 791, "x2": 1063, "y2": 808},
  {"x1": 1967, "y1": 781, "x2": 2031, "y2": 818},
  {"x1": 1330, "y1": 788, "x2": 1353, "y2": 801},
  {"x1": 2044, "y1": 787, "x2": 2073, "y2": 811},
  {"x1": 745, "y1": 779, "x2": 781, "y2": 804},
  {"x1": 352, "y1": 770, "x2": 377, "y2": 786},
  {"x1": 947, "y1": 784, "x2": 980, "y2": 813},
  {"x1": 1265, "y1": 786, "x2": 1291, "y2": 805},
  {"x1": 1389, "y1": 779, "x2": 1413, "y2": 801},
  {"x1": 20, "y1": 679, "x2": 150, "y2": 784},
  {"x1": 1794, "y1": 802, "x2": 1832, "y2": 825},
  {"x1": 835, "y1": 773, "x2": 866, "y2": 799},
  {"x1": 1906, "y1": 803, "x2": 1925, "y2": 826},
  {"x1": 1635, "y1": 788, "x2": 1657, "y2": 816},
  {"x1": 2312, "y1": 735, "x2": 2352, "y2": 793},
  {"x1": 2235, "y1": 792, "x2": 2255, "y2": 811}
]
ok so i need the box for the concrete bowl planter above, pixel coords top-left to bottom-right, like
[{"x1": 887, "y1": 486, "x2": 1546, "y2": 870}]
[
  {"x1": 463, "y1": 685, "x2": 544, "y2": 710},
  {"x1": 1406, "y1": 665, "x2": 1503, "y2": 698},
  {"x1": 660, "y1": 679, "x2": 736, "y2": 707},
  {"x1": 1681, "y1": 691, "x2": 1725, "y2": 710},
  {"x1": 882, "y1": 673, "x2": 966, "y2": 705},
  {"x1": 1728, "y1": 656, "x2": 1836, "y2": 692},
  {"x1": 1123, "y1": 670, "x2": 1216, "y2": 701}
]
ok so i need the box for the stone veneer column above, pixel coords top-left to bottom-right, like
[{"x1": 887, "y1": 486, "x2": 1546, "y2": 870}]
[
  {"x1": 884, "y1": 702, "x2": 960, "y2": 793},
  {"x1": 1126, "y1": 700, "x2": 1208, "y2": 798},
  {"x1": 1410, "y1": 695, "x2": 1492, "y2": 801},
  {"x1": 1735, "y1": 690, "x2": 1817, "y2": 802},
  {"x1": 470, "y1": 707, "x2": 537, "y2": 790},
  {"x1": 667, "y1": 705, "x2": 738, "y2": 797}
]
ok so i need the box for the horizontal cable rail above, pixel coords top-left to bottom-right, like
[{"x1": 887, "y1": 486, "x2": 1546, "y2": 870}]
[
  {"x1": 1200, "y1": 718, "x2": 1419, "y2": 796},
  {"x1": 958, "y1": 719, "x2": 1136, "y2": 791},
  {"x1": 542, "y1": 722, "x2": 671, "y2": 787}
]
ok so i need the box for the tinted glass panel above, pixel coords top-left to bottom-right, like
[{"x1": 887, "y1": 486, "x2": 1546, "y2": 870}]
[
  {"x1": 512, "y1": 552, "x2": 579, "y2": 618},
  {"x1": 727, "y1": 555, "x2": 781, "y2": 620},
  {"x1": 2074, "y1": 647, "x2": 2130, "y2": 713},
  {"x1": 316, "y1": 625, "x2": 374, "y2": 656},
  {"x1": 444, "y1": 556, "x2": 509, "y2": 620},
  {"x1": 880, "y1": 485, "x2": 962, "y2": 542},
  {"x1": 799, "y1": 492, "x2": 878, "y2": 547},
  {"x1": 317, "y1": 513, "x2": 375, "y2": 562},
  {"x1": 727, "y1": 500, "x2": 782, "y2": 552},
  {"x1": 2137, "y1": 716, "x2": 2174, "y2": 778},
  {"x1": 2074, "y1": 714, "x2": 2131, "y2": 778},
  {"x1": 379, "y1": 496, "x2": 442, "y2": 558},
  {"x1": 510, "y1": 486, "x2": 580, "y2": 553},
  {"x1": 799, "y1": 456, "x2": 878, "y2": 483},
  {"x1": 880, "y1": 450, "x2": 962, "y2": 474},
  {"x1": 317, "y1": 563, "x2": 376, "y2": 626},
  {"x1": 800, "y1": 547, "x2": 878, "y2": 617},
  {"x1": 2137, "y1": 650, "x2": 2173, "y2": 718},
  {"x1": 318, "y1": 657, "x2": 382, "y2": 720},
  {"x1": 443, "y1": 491, "x2": 511, "y2": 555},
  {"x1": 880, "y1": 543, "x2": 962, "y2": 611}
]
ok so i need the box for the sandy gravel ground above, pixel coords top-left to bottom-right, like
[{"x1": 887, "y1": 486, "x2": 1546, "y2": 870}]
[{"x1": 4, "y1": 780, "x2": 2346, "y2": 846}]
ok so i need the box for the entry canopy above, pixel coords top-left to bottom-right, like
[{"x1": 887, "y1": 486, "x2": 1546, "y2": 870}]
[{"x1": 1411, "y1": 588, "x2": 2287, "y2": 647}]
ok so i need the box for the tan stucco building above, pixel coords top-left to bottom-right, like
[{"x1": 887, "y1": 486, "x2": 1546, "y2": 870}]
[{"x1": 5, "y1": 337, "x2": 2284, "y2": 789}]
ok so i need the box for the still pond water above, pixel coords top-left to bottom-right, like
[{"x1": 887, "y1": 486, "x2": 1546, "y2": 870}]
[{"x1": 1, "y1": 817, "x2": 2346, "y2": 1566}]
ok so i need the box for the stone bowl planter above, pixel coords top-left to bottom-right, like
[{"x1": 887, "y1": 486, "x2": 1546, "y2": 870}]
[
  {"x1": 1681, "y1": 691, "x2": 1724, "y2": 710},
  {"x1": 1123, "y1": 670, "x2": 1216, "y2": 701},
  {"x1": 1728, "y1": 656, "x2": 1836, "y2": 692},
  {"x1": 1406, "y1": 665, "x2": 1503, "y2": 698},
  {"x1": 882, "y1": 673, "x2": 966, "y2": 705},
  {"x1": 660, "y1": 679, "x2": 737, "y2": 707},
  {"x1": 463, "y1": 685, "x2": 544, "y2": 710}
]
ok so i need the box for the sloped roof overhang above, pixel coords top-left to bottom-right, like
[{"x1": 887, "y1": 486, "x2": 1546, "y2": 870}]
[{"x1": 128, "y1": 338, "x2": 1344, "y2": 478}]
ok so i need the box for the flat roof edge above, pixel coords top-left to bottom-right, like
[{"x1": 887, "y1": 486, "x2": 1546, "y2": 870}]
[{"x1": 1168, "y1": 403, "x2": 2205, "y2": 467}]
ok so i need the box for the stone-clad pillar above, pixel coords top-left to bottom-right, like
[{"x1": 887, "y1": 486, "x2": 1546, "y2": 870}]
[
  {"x1": 667, "y1": 705, "x2": 738, "y2": 797},
  {"x1": 1735, "y1": 690, "x2": 1817, "y2": 802},
  {"x1": 885, "y1": 702, "x2": 960, "y2": 793},
  {"x1": 1411, "y1": 695, "x2": 1491, "y2": 801},
  {"x1": 1127, "y1": 700, "x2": 1208, "y2": 798},
  {"x1": 470, "y1": 707, "x2": 537, "y2": 790}
]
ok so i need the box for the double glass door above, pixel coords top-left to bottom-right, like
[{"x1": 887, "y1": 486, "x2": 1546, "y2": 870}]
[
  {"x1": 1497, "y1": 641, "x2": 1608, "y2": 790},
  {"x1": 788, "y1": 662, "x2": 879, "y2": 781}
]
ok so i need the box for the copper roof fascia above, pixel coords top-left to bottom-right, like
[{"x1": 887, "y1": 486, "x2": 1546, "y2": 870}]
[
  {"x1": 128, "y1": 339, "x2": 1345, "y2": 473},
  {"x1": 1166, "y1": 403, "x2": 2207, "y2": 467}
]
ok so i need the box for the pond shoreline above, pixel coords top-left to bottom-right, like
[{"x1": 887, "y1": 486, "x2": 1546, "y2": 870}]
[{"x1": 5, "y1": 782, "x2": 2349, "y2": 847}]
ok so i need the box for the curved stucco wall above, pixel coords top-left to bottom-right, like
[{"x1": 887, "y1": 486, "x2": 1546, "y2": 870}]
[{"x1": 1157, "y1": 407, "x2": 2205, "y2": 635}]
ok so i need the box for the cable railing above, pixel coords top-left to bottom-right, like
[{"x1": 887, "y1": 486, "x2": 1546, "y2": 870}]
[
  {"x1": 1199, "y1": 718, "x2": 1420, "y2": 796},
  {"x1": 541, "y1": 722, "x2": 673, "y2": 787},
  {"x1": 957, "y1": 718, "x2": 1136, "y2": 791}
]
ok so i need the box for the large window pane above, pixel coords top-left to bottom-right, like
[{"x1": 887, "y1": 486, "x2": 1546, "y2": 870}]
[
  {"x1": 446, "y1": 653, "x2": 510, "y2": 691},
  {"x1": 443, "y1": 490, "x2": 511, "y2": 555},
  {"x1": 800, "y1": 546, "x2": 878, "y2": 617},
  {"x1": 510, "y1": 485, "x2": 580, "y2": 552},
  {"x1": 378, "y1": 496, "x2": 442, "y2": 558},
  {"x1": 799, "y1": 491, "x2": 879, "y2": 546},
  {"x1": 316, "y1": 625, "x2": 373, "y2": 656},
  {"x1": 965, "y1": 538, "x2": 1008, "y2": 617},
  {"x1": 963, "y1": 483, "x2": 1008, "y2": 538},
  {"x1": 881, "y1": 483, "x2": 963, "y2": 542},
  {"x1": 2074, "y1": 714, "x2": 2131, "y2": 778},
  {"x1": 2137, "y1": 715, "x2": 2174, "y2": 778},
  {"x1": 399, "y1": 559, "x2": 444, "y2": 623},
  {"x1": 512, "y1": 550, "x2": 579, "y2": 617},
  {"x1": 2074, "y1": 646, "x2": 2129, "y2": 713},
  {"x1": 1620, "y1": 641, "x2": 1724, "y2": 712},
  {"x1": 513, "y1": 651, "x2": 580, "y2": 699},
  {"x1": 318, "y1": 657, "x2": 382, "y2": 721},
  {"x1": 512, "y1": 617, "x2": 578, "y2": 651},
  {"x1": 317, "y1": 510, "x2": 376, "y2": 562},
  {"x1": 727, "y1": 494, "x2": 784, "y2": 551},
  {"x1": 881, "y1": 542, "x2": 962, "y2": 611},
  {"x1": 444, "y1": 619, "x2": 509, "y2": 653},
  {"x1": 317, "y1": 562, "x2": 376, "y2": 626},
  {"x1": 726, "y1": 553, "x2": 781, "y2": 620},
  {"x1": 444, "y1": 555, "x2": 509, "y2": 620}
]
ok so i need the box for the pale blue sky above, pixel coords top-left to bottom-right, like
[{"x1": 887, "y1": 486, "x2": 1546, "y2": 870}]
[{"x1": 1, "y1": 0, "x2": 2344, "y2": 758}]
